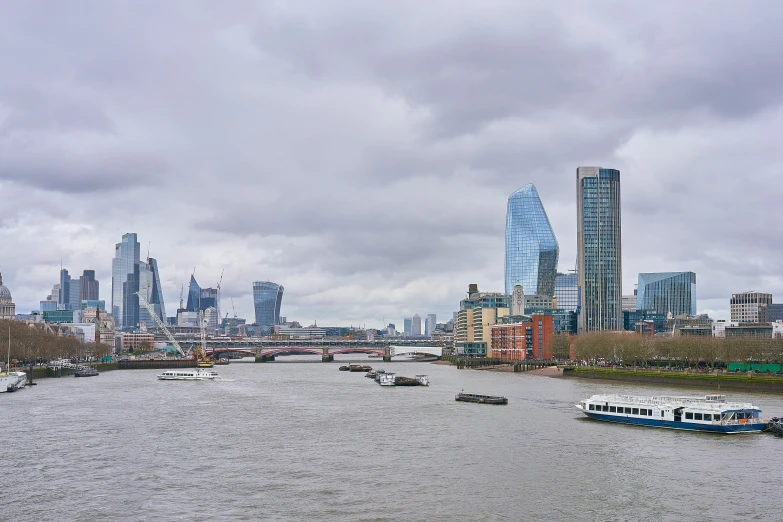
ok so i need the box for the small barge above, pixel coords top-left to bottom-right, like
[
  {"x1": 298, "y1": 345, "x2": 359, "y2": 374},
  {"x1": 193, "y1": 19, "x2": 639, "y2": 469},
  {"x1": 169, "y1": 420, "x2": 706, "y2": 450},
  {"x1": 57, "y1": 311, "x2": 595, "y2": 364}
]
[
  {"x1": 455, "y1": 392, "x2": 508, "y2": 405},
  {"x1": 74, "y1": 368, "x2": 99, "y2": 377}
]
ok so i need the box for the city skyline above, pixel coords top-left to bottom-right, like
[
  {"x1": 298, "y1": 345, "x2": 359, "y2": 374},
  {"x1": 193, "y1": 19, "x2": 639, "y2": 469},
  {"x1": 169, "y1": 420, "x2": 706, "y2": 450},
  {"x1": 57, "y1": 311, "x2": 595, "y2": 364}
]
[{"x1": 2, "y1": 3, "x2": 783, "y2": 324}]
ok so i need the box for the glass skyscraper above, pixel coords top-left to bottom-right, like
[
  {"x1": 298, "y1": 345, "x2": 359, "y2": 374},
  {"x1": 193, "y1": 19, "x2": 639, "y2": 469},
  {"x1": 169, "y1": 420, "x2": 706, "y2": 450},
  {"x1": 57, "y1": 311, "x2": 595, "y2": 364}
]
[
  {"x1": 186, "y1": 275, "x2": 201, "y2": 312},
  {"x1": 504, "y1": 184, "x2": 559, "y2": 296},
  {"x1": 577, "y1": 167, "x2": 622, "y2": 331},
  {"x1": 554, "y1": 272, "x2": 580, "y2": 312},
  {"x1": 252, "y1": 281, "x2": 284, "y2": 334},
  {"x1": 637, "y1": 272, "x2": 696, "y2": 317},
  {"x1": 112, "y1": 233, "x2": 140, "y2": 329}
]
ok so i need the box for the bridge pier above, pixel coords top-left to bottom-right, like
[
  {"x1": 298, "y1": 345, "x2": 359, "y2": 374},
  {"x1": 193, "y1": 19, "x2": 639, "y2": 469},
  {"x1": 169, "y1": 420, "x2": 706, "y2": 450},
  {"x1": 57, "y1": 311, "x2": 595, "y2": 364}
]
[
  {"x1": 383, "y1": 355, "x2": 392, "y2": 362},
  {"x1": 255, "y1": 354, "x2": 276, "y2": 362},
  {"x1": 321, "y1": 354, "x2": 334, "y2": 362}
]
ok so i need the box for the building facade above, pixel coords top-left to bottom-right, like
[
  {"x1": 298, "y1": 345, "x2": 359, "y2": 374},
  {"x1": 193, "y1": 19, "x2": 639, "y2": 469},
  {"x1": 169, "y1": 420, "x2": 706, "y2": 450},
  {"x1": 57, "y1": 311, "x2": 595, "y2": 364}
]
[
  {"x1": 0, "y1": 271, "x2": 16, "y2": 319},
  {"x1": 730, "y1": 292, "x2": 772, "y2": 323},
  {"x1": 112, "y1": 233, "x2": 141, "y2": 329},
  {"x1": 622, "y1": 309, "x2": 667, "y2": 334},
  {"x1": 79, "y1": 270, "x2": 99, "y2": 303},
  {"x1": 768, "y1": 303, "x2": 783, "y2": 323},
  {"x1": 554, "y1": 272, "x2": 579, "y2": 313},
  {"x1": 252, "y1": 281, "x2": 284, "y2": 334},
  {"x1": 505, "y1": 184, "x2": 559, "y2": 296},
  {"x1": 403, "y1": 318, "x2": 412, "y2": 336},
  {"x1": 491, "y1": 315, "x2": 553, "y2": 360},
  {"x1": 454, "y1": 284, "x2": 510, "y2": 357},
  {"x1": 576, "y1": 167, "x2": 622, "y2": 332},
  {"x1": 411, "y1": 314, "x2": 422, "y2": 336},
  {"x1": 425, "y1": 313, "x2": 436, "y2": 337},
  {"x1": 637, "y1": 272, "x2": 696, "y2": 317}
]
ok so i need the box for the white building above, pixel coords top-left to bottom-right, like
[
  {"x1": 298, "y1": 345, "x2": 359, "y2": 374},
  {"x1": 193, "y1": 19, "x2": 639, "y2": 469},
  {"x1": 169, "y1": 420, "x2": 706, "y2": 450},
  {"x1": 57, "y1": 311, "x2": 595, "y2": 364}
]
[{"x1": 0, "y1": 271, "x2": 16, "y2": 320}]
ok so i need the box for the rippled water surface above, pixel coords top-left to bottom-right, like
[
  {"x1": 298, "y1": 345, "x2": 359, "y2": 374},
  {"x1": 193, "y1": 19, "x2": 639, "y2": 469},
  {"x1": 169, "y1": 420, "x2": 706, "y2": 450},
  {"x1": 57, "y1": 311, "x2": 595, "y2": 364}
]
[{"x1": 3, "y1": 357, "x2": 782, "y2": 521}]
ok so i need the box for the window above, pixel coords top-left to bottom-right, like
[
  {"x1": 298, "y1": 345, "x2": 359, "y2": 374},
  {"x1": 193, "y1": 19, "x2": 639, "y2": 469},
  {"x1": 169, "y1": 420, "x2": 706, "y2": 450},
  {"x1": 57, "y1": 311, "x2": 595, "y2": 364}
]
[
  {"x1": 694, "y1": 413, "x2": 703, "y2": 421},
  {"x1": 603, "y1": 405, "x2": 609, "y2": 412},
  {"x1": 589, "y1": 404, "x2": 594, "y2": 411},
  {"x1": 609, "y1": 406, "x2": 616, "y2": 413},
  {"x1": 661, "y1": 411, "x2": 665, "y2": 417},
  {"x1": 632, "y1": 408, "x2": 639, "y2": 415},
  {"x1": 625, "y1": 407, "x2": 632, "y2": 414},
  {"x1": 685, "y1": 412, "x2": 693, "y2": 420}
]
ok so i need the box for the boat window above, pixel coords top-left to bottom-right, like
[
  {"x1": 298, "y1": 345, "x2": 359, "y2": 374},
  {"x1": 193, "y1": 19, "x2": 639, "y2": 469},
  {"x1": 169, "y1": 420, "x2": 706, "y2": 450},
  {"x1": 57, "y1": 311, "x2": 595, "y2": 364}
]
[
  {"x1": 648, "y1": 410, "x2": 653, "y2": 416},
  {"x1": 713, "y1": 414, "x2": 721, "y2": 421},
  {"x1": 625, "y1": 407, "x2": 632, "y2": 414},
  {"x1": 694, "y1": 413, "x2": 703, "y2": 421},
  {"x1": 602, "y1": 405, "x2": 609, "y2": 412},
  {"x1": 641, "y1": 409, "x2": 648, "y2": 416},
  {"x1": 632, "y1": 408, "x2": 638, "y2": 415},
  {"x1": 589, "y1": 404, "x2": 594, "y2": 411},
  {"x1": 685, "y1": 412, "x2": 693, "y2": 420},
  {"x1": 609, "y1": 406, "x2": 616, "y2": 413},
  {"x1": 661, "y1": 411, "x2": 664, "y2": 417}
]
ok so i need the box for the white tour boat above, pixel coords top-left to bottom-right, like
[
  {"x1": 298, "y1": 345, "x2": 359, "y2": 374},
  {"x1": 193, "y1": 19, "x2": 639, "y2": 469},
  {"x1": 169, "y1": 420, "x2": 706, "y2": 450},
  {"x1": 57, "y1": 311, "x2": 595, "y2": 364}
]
[
  {"x1": 379, "y1": 372, "x2": 396, "y2": 386},
  {"x1": 157, "y1": 368, "x2": 220, "y2": 381},
  {"x1": 0, "y1": 368, "x2": 27, "y2": 392},
  {"x1": 576, "y1": 393, "x2": 766, "y2": 433},
  {"x1": 415, "y1": 374, "x2": 430, "y2": 386}
]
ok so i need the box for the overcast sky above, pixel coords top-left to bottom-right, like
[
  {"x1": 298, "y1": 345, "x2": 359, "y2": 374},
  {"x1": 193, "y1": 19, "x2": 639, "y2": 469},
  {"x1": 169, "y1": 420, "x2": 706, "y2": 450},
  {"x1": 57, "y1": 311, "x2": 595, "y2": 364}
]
[{"x1": 1, "y1": 1, "x2": 782, "y2": 326}]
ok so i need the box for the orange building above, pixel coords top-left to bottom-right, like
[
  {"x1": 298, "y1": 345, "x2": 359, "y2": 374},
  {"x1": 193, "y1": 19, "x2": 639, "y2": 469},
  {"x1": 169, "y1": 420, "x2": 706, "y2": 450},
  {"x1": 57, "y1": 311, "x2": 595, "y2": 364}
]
[{"x1": 490, "y1": 315, "x2": 553, "y2": 360}]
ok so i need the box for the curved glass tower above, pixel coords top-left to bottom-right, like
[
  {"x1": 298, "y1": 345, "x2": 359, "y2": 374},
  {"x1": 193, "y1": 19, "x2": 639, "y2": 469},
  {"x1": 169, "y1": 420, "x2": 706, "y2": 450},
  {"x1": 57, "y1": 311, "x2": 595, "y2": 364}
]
[
  {"x1": 253, "y1": 281, "x2": 284, "y2": 334},
  {"x1": 505, "y1": 184, "x2": 559, "y2": 296}
]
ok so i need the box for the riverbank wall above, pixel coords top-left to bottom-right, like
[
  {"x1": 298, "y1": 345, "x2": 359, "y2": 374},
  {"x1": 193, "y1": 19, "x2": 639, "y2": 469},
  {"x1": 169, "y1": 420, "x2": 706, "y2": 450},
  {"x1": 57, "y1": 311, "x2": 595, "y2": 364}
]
[
  {"x1": 563, "y1": 367, "x2": 783, "y2": 393},
  {"x1": 440, "y1": 357, "x2": 556, "y2": 372},
  {"x1": 26, "y1": 362, "x2": 119, "y2": 380}
]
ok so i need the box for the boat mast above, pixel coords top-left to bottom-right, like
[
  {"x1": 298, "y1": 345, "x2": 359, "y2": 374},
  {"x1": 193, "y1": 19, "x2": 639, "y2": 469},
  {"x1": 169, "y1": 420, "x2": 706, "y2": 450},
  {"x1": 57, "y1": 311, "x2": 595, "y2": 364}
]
[{"x1": 6, "y1": 326, "x2": 10, "y2": 375}]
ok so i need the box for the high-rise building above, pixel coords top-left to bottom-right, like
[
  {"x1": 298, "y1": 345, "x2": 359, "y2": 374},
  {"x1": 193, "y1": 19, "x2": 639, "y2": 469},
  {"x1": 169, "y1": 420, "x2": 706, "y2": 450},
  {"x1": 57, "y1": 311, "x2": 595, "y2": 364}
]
[
  {"x1": 112, "y1": 233, "x2": 141, "y2": 329},
  {"x1": 505, "y1": 184, "x2": 559, "y2": 296},
  {"x1": 576, "y1": 167, "x2": 622, "y2": 332},
  {"x1": 79, "y1": 270, "x2": 99, "y2": 303},
  {"x1": 455, "y1": 284, "x2": 511, "y2": 357},
  {"x1": 148, "y1": 258, "x2": 166, "y2": 322},
  {"x1": 425, "y1": 314, "x2": 436, "y2": 337},
  {"x1": 411, "y1": 314, "x2": 422, "y2": 336},
  {"x1": 136, "y1": 258, "x2": 166, "y2": 328},
  {"x1": 122, "y1": 263, "x2": 140, "y2": 329},
  {"x1": 59, "y1": 268, "x2": 72, "y2": 310},
  {"x1": 637, "y1": 272, "x2": 696, "y2": 317},
  {"x1": 730, "y1": 292, "x2": 772, "y2": 323},
  {"x1": 0, "y1": 271, "x2": 16, "y2": 320},
  {"x1": 186, "y1": 275, "x2": 201, "y2": 312},
  {"x1": 554, "y1": 272, "x2": 579, "y2": 313},
  {"x1": 403, "y1": 318, "x2": 412, "y2": 336},
  {"x1": 252, "y1": 281, "x2": 284, "y2": 334}
]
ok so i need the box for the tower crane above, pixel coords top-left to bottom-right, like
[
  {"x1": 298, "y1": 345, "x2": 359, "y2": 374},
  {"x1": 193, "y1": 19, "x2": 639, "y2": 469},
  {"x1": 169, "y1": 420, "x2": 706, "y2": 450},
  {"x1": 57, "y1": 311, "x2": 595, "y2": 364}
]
[
  {"x1": 216, "y1": 268, "x2": 224, "y2": 329},
  {"x1": 231, "y1": 297, "x2": 238, "y2": 319},
  {"x1": 136, "y1": 291, "x2": 187, "y2": 358}
]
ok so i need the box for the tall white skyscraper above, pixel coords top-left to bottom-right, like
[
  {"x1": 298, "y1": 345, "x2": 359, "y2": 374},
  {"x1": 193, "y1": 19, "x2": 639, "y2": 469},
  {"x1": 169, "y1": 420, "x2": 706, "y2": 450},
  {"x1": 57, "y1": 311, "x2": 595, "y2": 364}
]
[
  {"x1": 411, "y1": 314, "x2": 422, "y2": 336},
  {"x1": 425, "y1": 314, "x2": 436, "y2": 337}
]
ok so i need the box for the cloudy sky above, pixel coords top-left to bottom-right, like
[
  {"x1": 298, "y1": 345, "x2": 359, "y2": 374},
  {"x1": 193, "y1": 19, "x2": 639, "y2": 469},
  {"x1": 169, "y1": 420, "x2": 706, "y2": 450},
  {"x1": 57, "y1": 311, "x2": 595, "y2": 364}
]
[{"x1": 1, "y1": 1, "x2": 782, "y2": 326}]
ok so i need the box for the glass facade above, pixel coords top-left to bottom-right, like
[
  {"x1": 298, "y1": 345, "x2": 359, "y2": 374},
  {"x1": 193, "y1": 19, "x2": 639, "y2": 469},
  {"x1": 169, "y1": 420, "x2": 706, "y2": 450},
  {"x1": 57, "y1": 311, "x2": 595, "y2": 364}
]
[
  {"x1": 622, "y1": 310, "x2": 667, "y2": 334},
  {"x1": 79, "y1": 270, "x2": 99, "y2": 302},
  {"x1": 554, "y1": 272, "x2": 579, "y2": 313},
  {"x1": 81, "y1": 300, "x2": 106, "y2": 310},
  {"x1": 112, "y1": 233, "x2": 140, "y2": 329},
  {"x1": 637, "y1": 272, "x2": 696, "y2": 317},
  {"x1": 149, "y1": 258, "x2": 166, "y2": 322},
  {"x1": 505, "y1": 184, "x2": 559, "y2": 296},
  {"x1": 577, "y1": 167, "x2": 622, "y2": 331},
  {"x1": 253, "y1": 281, "x2": 284, "y2": 334},
  {"x1": 186, "y1": 275, "x2": 201, "y2": 312}
]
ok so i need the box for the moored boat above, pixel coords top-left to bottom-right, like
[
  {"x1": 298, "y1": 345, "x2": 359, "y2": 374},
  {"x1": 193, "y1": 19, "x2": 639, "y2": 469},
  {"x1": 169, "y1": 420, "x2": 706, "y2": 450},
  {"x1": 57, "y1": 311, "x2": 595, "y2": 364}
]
[
  {"x1": 415, "y1": 374, "x2": 430, "y2": 386},
  {"x1": 576, "y1": 394, "x2": 766, "y2": 433},
  {"x1": 339, "y1": 366, "x2": 349, "y2": 371},
  {"x1": 379, "y1": 372, "x2": 396, "y2": 386},
  {"x1": 157, "y1": 368, "x2": 220, "y2": 381},
  {"x1": 74, "y1": 368, "x2": 99, "y2": 377},
  {"x1": 394, "y1": 376, "x2": 419, "y2": 386},
  {"x1": 455, "y1": 392, "x2": 507, "y2": 405},
  {"x1": 365, "y1": 370, "x2": 377, "y2": 378},
  {"x1": 0, "y1": 369, "x2": 27, "y2": 392},
  {"x1": 767, "y1": 417, "x2": 783, "y2": 436},
  {"x1": 349, "y1": 364, "x2": 372, "y2": 372}
]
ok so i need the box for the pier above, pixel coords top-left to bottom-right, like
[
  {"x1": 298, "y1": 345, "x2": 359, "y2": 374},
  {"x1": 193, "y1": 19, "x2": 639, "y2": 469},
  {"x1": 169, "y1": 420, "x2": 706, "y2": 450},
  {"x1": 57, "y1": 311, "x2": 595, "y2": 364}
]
[{"x1": 441, "y1": 357, "x2": 554, "y2": 372}]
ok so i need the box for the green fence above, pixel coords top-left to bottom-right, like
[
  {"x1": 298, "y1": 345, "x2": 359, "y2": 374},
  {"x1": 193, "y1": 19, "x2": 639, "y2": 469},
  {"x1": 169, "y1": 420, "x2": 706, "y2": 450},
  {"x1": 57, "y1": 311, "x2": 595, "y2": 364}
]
[{"x1": 727, "y1": 362, "x2": 782, "y2": 372}]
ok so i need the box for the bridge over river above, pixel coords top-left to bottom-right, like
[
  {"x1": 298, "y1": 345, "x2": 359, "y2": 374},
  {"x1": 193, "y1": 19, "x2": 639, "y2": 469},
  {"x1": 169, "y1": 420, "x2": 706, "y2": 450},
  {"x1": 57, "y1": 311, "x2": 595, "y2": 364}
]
[{"x1": 171, "y1": 338, "x2": 444, "y2": 362}]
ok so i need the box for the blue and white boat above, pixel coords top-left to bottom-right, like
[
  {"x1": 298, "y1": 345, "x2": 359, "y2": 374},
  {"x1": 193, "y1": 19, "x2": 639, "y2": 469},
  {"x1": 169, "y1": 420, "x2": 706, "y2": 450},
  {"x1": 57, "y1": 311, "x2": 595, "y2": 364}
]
[{"x1": 576, "y1": 394, "x2": 765, "y2": 433}]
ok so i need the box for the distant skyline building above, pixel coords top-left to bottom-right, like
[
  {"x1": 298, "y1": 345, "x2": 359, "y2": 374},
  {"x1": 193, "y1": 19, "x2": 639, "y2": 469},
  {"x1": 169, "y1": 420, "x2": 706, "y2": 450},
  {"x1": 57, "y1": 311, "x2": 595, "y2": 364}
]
[
  {"x1": 0, "y1": 271, "x2": 16, "y2": 320},
  {"x1": 403, "y1": 318, "x2": 412, "y2": 335},
  {"x1": 411, "y1": 314, "x2": 422, "y2": 336},
  {"x1": 59, "y1": 268, "x2": 75, "y2": 310},
  {"x1": 505, "y1": 183, "x2": 559, "y2": 296},
  {"x1": 79, "y1": 270, "x2": 99, "y2": 303},
  {"x1": 576, "y1": 167, "x2": 622, "y2": 332},
  {"x1": 637, "y1": 272, "x2": 697, "y2": 317},
  {"x1": 554, "y1": 272, "x2": 579, "y2": 313},
  {"x1": 425, "y1": 313, "x2": 436, "y2": 337},
  {"x1": 252, "y1": 281, "x2": 284, "y2": 334},
  {"x1": 112, "y1": 233, "x2": 141, "y2": 329},
  {"x1": 186, "y1": 275, "x2": 201, "y2": 312},
  {"x1": 730, "y1": 291, "x2": 772, "y2": 323}
]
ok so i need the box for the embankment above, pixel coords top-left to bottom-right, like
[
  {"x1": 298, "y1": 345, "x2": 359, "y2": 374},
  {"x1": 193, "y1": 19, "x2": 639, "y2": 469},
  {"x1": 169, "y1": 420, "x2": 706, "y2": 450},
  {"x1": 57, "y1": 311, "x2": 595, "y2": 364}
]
[
  {"x1": 26, "y1": 362, "x2": 119, "y2": 380},
  {"x1": 563, "y1": 367, "x2": 783, "y2": 393}
]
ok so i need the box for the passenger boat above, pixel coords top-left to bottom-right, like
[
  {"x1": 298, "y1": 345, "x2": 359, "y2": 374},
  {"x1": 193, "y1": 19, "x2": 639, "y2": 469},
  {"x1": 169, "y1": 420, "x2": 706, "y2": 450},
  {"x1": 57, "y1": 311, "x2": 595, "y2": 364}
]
[
  {"x1": 157, "y1": 368, "x2": 220, "y2": 381},
  {"x1": 576, "y1": 394, "x2": 766, "y2": 433},
  {"x1": 455, "y1": 392, "x2": 508, "y2": 405},
  {"x1": 374, "y1": 370, "x2": 386, "y2": 383},
  {"x1": 379, "y1": 372, "x2": 396, "y2": 386},
  {"x1": 74, "y1": 368, "x2": 99, "y2": 377},
  {"x1": 0, "y1": 369, "x2": 27, "y2": 392}
]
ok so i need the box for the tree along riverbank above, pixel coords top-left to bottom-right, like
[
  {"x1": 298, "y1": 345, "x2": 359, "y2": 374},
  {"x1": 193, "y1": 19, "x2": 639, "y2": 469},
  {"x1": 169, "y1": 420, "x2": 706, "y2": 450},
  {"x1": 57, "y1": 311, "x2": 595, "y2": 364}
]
[{"x1": 563, "y1": 366, "x2": 783, "y2": 393}]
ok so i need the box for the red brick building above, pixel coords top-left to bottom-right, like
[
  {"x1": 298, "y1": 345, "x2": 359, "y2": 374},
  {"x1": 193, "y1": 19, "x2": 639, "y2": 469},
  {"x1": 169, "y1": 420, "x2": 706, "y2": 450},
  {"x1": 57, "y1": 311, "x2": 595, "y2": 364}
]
[{"x1": 490, "y1": 315, "x2": 553, "y2": 360}]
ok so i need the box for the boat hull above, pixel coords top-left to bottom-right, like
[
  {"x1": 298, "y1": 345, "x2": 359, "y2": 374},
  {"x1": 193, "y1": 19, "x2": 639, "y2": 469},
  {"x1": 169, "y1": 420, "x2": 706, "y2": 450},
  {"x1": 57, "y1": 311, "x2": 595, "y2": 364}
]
[{"x1": 583, "y1": 411, "x2": 765, "y2": 433}]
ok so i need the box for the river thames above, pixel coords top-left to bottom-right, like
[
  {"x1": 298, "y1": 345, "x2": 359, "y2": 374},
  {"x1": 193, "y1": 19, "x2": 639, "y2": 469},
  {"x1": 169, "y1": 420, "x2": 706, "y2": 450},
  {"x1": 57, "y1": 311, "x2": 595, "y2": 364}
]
[{"x1": 3, "y1": 357, "x2": 781, "y2": 521}]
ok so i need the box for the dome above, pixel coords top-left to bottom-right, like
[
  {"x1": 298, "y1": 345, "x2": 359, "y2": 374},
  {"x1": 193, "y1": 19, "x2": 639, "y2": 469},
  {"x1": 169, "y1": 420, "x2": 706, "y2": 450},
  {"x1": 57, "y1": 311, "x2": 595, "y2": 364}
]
[{"x1": 0, "y1": 272, "x2": 11, "y2": 301}]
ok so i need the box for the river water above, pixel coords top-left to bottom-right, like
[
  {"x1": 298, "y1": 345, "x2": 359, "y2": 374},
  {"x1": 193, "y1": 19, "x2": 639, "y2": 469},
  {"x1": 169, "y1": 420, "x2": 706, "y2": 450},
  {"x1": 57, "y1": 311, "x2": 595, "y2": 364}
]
[{"x1": 2, "y1": 357, "x2": 782, "y2": 521}]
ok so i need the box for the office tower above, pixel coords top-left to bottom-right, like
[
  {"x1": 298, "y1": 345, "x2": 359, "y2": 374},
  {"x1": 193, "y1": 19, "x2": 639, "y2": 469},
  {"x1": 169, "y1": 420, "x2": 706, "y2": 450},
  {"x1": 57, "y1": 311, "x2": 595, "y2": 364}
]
[
  {"x1": 637, "y1": 272, "x2": 696, "y2": 317},
  {"x1": 79, "y1": 270, "x2": 99, "y2": 303},
  {"x1": 148, "y1": 258, "x2": 166, "y2": 322},
  {"x1": 403, "y1": 318, "x2": 412, "y2": 335},
  {"x1": 576, "y1": 167, "x2": 622, "y2": 331},
  {"x1": 425, "y1": 314, "x2": 436, "y2": 337},
  {"x1": 122, "y1": 263, "x2": 140, "y2": 329},
  {"x1": 505, "y1": 183, "x2": 559, "y2": 296},
  {"x1": 411, "y1": 314, "x2": 422, "y2": 336},
  {"x1": 59, "y1": 269, "x2": 71, "y2": 309},
  {"x1": 730, "y1": 292, "x2": 772, "y2": 323},
  {"x1": 200, "y1": 287, "x2": 218, "y2": 311},
  {"x1": 252, "y1": 281, "x2": 284, "y2": 334},
  {"x1": 554, "y1": 272, "x2": 579, "y2": 313},
  {"x1": 186, "y1": 275, "x2": 201, "y2": 312},
  {"x1": 112, "y1": 233, "x2": 141, "y2": 328}
]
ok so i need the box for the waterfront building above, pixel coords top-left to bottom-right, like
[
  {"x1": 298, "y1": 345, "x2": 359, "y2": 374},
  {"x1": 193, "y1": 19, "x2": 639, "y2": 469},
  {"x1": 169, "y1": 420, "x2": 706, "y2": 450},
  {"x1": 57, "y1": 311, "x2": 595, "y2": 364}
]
[
  {"x1": 0, "y1": 271, "x2": 16, "y2": 319},
  {"x1": 576, "y1": 167, "x2": 622, "y2": 332},
  {"x1": 252, "y1": 281, "x2": 284, "y2": 334},
  {"x1": 725, "y1": 324, "x2": 773, "y2": 338},
  {"x1": 112, "y1": 233, "x2": 141, "y2": 329},
  {"x1": 411, "y1": 314, "x2": 422, "y2": 336},
  {"x1": 221, "y1": 317, "x2": 247, "y2": 336},
  {"x1": 403, "y1": 318, "x2": 412, "y2": 336},
  {"x1": 505, "y1": 184, "x2": 559, "y2": 296},
  {"x1": 79, "y1": 270, "x2": 99, "y2": 302},
  {"x1": 554, "y1": 272, "x2": 579, "y2": 313},
  {"x1": 425, "y1": 313, "x2": 436, "y2": 337},
  {"x1": 730, "y1": 292, "x2": 772, "y2": 323},
  {"x1": 637, "y1": 272, "x2": 696, "y2": 317},
  {"x1": 455, "y1": 284, "x2": 511, "y2": 357},
  {"x1": 622, "y1": 310, "x2": 667, "y2": 334},
  {"x1": 622, "y1": 295, "x2": 637, "y2": 312},
  {"x1": 491, "y1": 315, "x2": 553, "y2": 360},
  {"x1": 120, "y1": 332, "x2": 155, "y2": 352},
  {"x1": 511, "y1": 284, "x2": 525, "y2": 316},
  {"x1": 521, "y1": 308, "x2": 578, "y2": 335}
]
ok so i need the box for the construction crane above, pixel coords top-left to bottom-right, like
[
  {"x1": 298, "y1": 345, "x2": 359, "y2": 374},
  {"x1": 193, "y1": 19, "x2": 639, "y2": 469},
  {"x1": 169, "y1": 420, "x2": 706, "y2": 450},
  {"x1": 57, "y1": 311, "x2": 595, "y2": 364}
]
[
  {"x1": 216, "y1": 268, "x2": 224, "y2": 330},
  {"x1": 231, "y1": 297, "x2": 238, "y2": 319},
  {"x1": 197, "y1": 310, "x2": 212, "y2": 367},
  {"x1": 136, "y1": 291, "x2": 187, "y2": 358}
]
